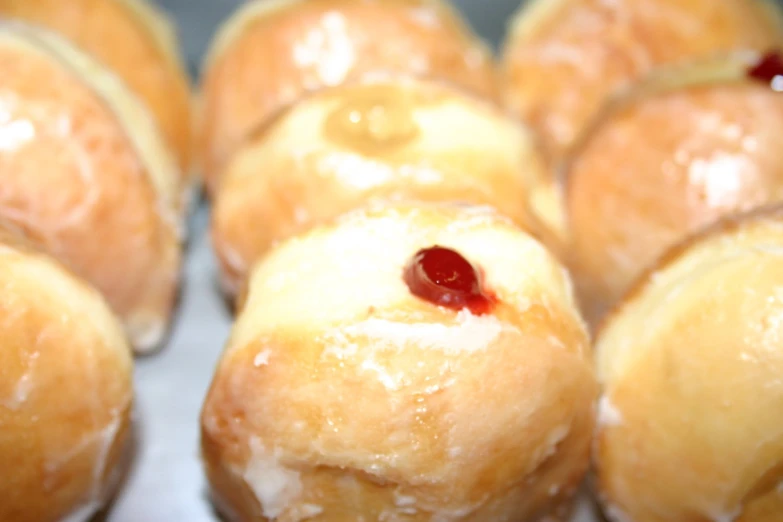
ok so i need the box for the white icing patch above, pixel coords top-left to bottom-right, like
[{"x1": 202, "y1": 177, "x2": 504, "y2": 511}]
[
  {"x1": 58, "y1": 500, "x2": 102, "y2": 522},
  {"x1": 53, "y1": 415, "x2": 123, "y2": 522},
  {"x1": 292, "y1": 11, "x2": 356, "y2": 86},
  {"x1": 605, "y1": 504, "x2": 633, "y2": 522},
  {"x1": 0, "y1": 117, "x2": 35, "y2": 151},
  {"x1": 598, "y1": 395, "x2": 623, "y2": 427},
  {"x1": 448, "y1": 447, "x2": 463, "y2": 458},
  {"x1": 409, "y1": 6, "x2": 439, "y2": 28},
  {"x1": 548, "y1": 484, "x2": 560, "y2": 496},
  {"x1": 295, "y1": 504, "x2": 323, "y2": 519},
  {"x1": 254, "y1": 350, "x2": 272, "y2": 367},
  {"x1": 329, "y1": 310, "x2": 509, "y2": 355},
  {"x1": 711, "y1": 506, "x2": 741, "y2": 522},
  {"x1": 394, "y1": 493, "x2": 416, "y2": 507},
  {"x1": 243, "y1": 439, "x2": 303, "y2": 519},
  {"x1": 360, "y1": 358, "x2": 405, "y2": 391}
]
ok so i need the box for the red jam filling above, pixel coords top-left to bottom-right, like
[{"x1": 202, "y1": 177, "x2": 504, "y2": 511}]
[
  {"x1": 403, "y1": 246, "x2": 495, "y2": 315},
  {"x1": 747, "y1": 51, "x2": 783, "y2": 88}
]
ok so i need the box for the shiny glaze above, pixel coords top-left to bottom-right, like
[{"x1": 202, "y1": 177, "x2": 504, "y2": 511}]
[
  {"x1": 201, "y1": 0, "x2": 498, "y2": 190},
  {"x1": 324, "y1": 85, "x2": 421, "y2": 155},
  {"x1": 566, "y1": 79, "x2": 783, "y2": 324},
  {"x1": 502, "y1": 0, "x2": 783, "y2": 161}
]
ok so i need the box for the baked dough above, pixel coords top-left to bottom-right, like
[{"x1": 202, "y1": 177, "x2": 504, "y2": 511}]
[
  {"x1": 594, "y1": 206, "x2": 783, "y2": 522},
  {"x1": 564, "y1": 52, "x2": 783, "y2": 324},
  {"x1": 0, "y1": 0, "x2": 193, "y2": 184},
  {"x1": 199, "y1": 0, "x2": 499, "y2": 193},
  {"x1": 0, "y1": 23, "x2": 181, "y2": 352},
  {"x1": 211, "y1": 77, "x2": 549, "y2": 295},
  {"x1": 501, "y1": 0, "x2": 783, "y2": 162},
  {"x1": 0, "y1": 224, "x2": 133, "y2": 522},
  {"x1": 202, "y1": 203, "x2": 597, "y2": 522}
]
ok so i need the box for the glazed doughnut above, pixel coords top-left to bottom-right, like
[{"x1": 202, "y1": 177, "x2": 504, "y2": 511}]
[
  {"x1": 0, "y1": 223, "x2": 133, "y2": 522},
  {"x1": 211, "y1": 77, "x2": 550, "y2": 295},
  {"x1": 202, "y1": 203, "x2": 597, "y2": 522},
  {"x1": 594, "y1": 206, "x2": 783, "y2": 522},
  {"x1": 0, "y1": 0, "x2": 194, "y2": 186},
  {"x1": 199, "y1": 0, "x2": 498, "y2": 193},
  {"x1": 564, "y1": 51, "x2": 783, "y2": 324},
  {"x1": 0, "y1": 23, "x2": 181, "y2": 352},
  {"x1": 500, "y1": 0, "x2": 783, "y2": 162}
]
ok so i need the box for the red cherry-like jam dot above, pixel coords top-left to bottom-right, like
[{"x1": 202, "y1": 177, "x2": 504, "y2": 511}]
[
  {"x1": 403, "y1": 246, "x2": 495, "y2": 315},
  {"x1": 747, "y1": 51, "x2": 783, "y2": 89}
]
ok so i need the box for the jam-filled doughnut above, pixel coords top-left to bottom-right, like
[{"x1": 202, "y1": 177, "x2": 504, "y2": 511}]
[
  {"x1": 0, "y1": 0, "x2": 193, "y2": 187},
  {"x1": 202, "y1": 203, "x2": 597, "y2": 522},
  {"x1": 199, "y1": 0, "x2": 499, "y2": 193},
  {"x1": 0, "y1": 23, "x2": 181, "y2": 352},
  {"x1": 564, "y1": 51, "x2": 783, "y2": 324},
  {"x1": 501, "y1": 0, "x2": 783, "y2": 162},
  {"x1": 211, "y1": 77, "x2": 550, "y2": 295},
  {"x1": 594, "y1": 206, "x2": 783, "y2": 522},
  {"x1": 0, "y1": 223, "x2": 133, "y2": 522}
]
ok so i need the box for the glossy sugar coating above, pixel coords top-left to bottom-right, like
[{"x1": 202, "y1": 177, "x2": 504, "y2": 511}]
[
  {"x1": 594, "y1": 207, "x2": 783, "y2": 522},
  {"x1": 565, "y1": 68, "x2": 783, "y2": 324},
  {"x1": 202, "y1": 203, "x2": 597, "y2": 522},
  {"x1": 211, "y1": 78, "x2": 548, "y2": 295},
  {"x1": 501, "y1": 0, "x2": 783, "y2": 162},
  {"x1": 0, "y1": 225, "x2": 133, "y2": 522},
  {"x1": 0, "y1": 0, "x2": 193, "y2": 181},
  {"x1": 200, "y1": 0, "x2": 499, "y2": 192},
  {"x1": 0, "y1": 24, "x2": 181, "y2": 352}
]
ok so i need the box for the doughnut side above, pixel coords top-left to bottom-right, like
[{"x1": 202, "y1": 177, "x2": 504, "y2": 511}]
[
  {"x1": 0, "y1": 227, "x2": 133, "y2": 522},
  {"x1": 500, "y1": 0, "x2": 783, "y2": 160},
  {"x1": 565, "y1": 62, "x2": 783, "y2": 324},
  {"x1": 594, "y1": 207, "x2": 783, "y2": 522},
  {"x1": 199, "y1": 0, "x2": 498, "y2": 192},
  {"x1": 0, "y1": 0, "x2": 193, "y2": 179},
  {"x1": 202, "y1": 204, "x2": 596, "y2": 521},
  {"x1": 0, "y1": 25, "x2": 181, "y2": 352},
  {"x1": 211, "y1": 78, "x2": 548, "y2": 294}
]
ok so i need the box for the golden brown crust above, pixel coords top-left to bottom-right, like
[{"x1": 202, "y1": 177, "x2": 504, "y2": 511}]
[
  {"x1": 597, "y1": 204, "x2": 783, "y2": 338},
  {"x1": 501, "y1": 0, "x2": 783, "y2": 162},
  {"x1": 564, "y1": 68, "x2": 783, "y2": 325},
  {"x1": 0, "y1": 26, "x2": 181, "y2": 352},
  {"x1": 0, "y1": 0, "x2": 193, "y2": 181},
  {"x1": 211, "y1": 77, "x2": 547, "y2": 295},
  {"x1": 0, "y1": 225, "x2": 134, "y2": 522},
  {"x1": 199, "y1": 0, "x2": 499, "y2": 193},
  {"x1": 593, "y1": 205, "x2": 783, "y2": 522},
  {"x1": 202, "y1": 203, "x2": 597, "y2": 521}
]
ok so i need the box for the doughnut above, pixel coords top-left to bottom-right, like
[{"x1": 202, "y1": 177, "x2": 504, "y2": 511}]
[
  {"x1": 211, "y1": 77, "x2": 550, "y2": 295},
  {"x1": 0, "y1": 223, "x2": 133, "y2": 522},
  {"x1": 0, "y1": 0, "x2": 193, "y2": 184},
  {"x1": 501, "y1": 0, "x2": 783, "y2": 162},
  {"x1": 201, "y1": 203, "x2": 597, "y2": 522},
  {"x1": 594, "y1": 205, "x2": 783, "y2": 522},
  {"x1": 0, "y1": 23, "x2": 181, "y2": 352},
  {"x1": 199, "y1": 0, "x2": 498, "y2": 193},
  {"x1": 564, "y1": 51, "x2": 783, "y2": 324}
]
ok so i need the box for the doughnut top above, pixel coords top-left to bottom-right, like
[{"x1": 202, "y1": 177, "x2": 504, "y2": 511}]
[
  {"x1": 597, "y1": 205, "x2": 783, "y2": 385},
  {"x1": 204, "y1": 0, "x2": 489, "y2": 74},
  {"x1": 204, "y1": 203, "x2": 596, "y2": 520},
  {"x1": 0, "y1": 22, "x2": 181, "y2": 231},
  {"x1": 230, "y1": 202, "x2": 582, "y2": 354}
]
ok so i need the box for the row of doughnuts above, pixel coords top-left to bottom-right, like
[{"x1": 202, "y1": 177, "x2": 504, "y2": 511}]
[
  {"x1": 197, "y1": 0, "x2": 783, "y2": 521},
  {"x1": 1, "y1": 0, "x2": 783, "y2": 521},
  {"x1": 0, "y1": 1, "x2": 193, "y2": 520}
]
